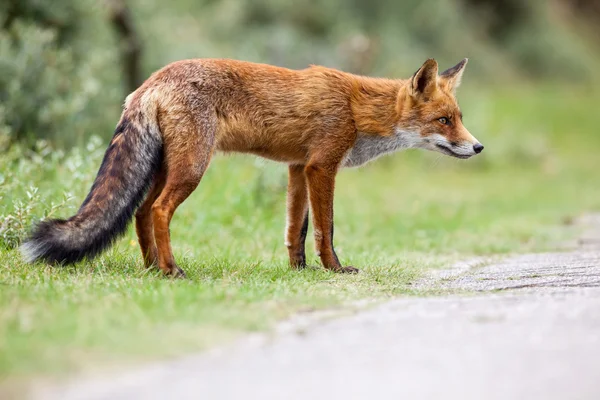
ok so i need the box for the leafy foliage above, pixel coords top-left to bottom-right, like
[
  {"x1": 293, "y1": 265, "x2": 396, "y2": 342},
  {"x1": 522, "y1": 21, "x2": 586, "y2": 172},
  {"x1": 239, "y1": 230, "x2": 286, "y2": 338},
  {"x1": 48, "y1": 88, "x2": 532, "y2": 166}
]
[
  {"x1": 0, "y1": 0, "x2": 119, "y2": 145},
  {"x1": 0, "y1": 134, "x2": 105, "y2": 249}
]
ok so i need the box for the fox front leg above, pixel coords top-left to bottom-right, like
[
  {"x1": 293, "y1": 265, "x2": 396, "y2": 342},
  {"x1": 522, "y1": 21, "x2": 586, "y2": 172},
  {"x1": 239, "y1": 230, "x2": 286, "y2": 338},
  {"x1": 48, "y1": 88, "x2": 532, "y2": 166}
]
[
  {"x1": 285, "y1": 164, "x2": 310, "y2": 269},
  {"x1": 304, "y1": 162, "x2": 358, "y2": 274}
]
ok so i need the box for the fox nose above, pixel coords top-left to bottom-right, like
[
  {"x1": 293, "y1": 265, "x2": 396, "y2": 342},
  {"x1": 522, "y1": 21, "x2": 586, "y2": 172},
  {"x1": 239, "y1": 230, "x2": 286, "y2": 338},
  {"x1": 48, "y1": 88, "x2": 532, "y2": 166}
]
[{"x1": 473, "y1": 143, "x2": 484, "y2": 154}]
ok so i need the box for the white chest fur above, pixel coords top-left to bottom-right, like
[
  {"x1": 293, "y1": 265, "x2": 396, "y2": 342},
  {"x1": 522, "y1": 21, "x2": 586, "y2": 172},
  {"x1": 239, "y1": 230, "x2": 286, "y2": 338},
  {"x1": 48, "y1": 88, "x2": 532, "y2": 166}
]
[{"x1": 342, "y1": 130, "x2": 422, "y2": 168}]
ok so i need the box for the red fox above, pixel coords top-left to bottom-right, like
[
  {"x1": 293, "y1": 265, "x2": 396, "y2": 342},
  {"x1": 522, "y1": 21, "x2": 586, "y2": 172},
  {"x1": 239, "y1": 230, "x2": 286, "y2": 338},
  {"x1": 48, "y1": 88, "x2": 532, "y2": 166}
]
[{"x1": 21, "y1": 58, "x2": 482, "y2": 276}]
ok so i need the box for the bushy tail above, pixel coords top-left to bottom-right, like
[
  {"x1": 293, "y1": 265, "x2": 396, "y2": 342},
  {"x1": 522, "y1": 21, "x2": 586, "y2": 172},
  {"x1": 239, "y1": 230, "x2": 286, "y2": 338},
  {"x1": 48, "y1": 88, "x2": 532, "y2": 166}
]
[{"x1": 20, "y1": 109, "x2": 163, "y2": 265}]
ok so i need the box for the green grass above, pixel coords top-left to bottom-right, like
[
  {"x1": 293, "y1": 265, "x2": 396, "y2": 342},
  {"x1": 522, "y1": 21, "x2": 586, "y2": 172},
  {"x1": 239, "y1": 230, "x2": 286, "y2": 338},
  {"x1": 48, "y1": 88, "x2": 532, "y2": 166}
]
[{"x1": 1, "y1": 86, "x2": 599, "y2": 383}]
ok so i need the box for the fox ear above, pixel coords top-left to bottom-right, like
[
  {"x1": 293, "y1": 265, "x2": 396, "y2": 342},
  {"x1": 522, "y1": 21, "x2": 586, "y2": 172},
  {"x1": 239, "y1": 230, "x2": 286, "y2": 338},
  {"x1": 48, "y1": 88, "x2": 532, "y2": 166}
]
[
  {"x1": 410, "y1": 59, "x2": 438, "y2": 99},
  {"x1": 440, "y1": 58, "x2": 468, "y2": 92}
]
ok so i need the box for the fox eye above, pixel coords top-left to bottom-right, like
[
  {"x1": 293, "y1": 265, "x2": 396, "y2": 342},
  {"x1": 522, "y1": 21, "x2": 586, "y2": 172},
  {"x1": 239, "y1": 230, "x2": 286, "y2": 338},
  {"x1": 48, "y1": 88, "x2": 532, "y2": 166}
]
[{"x1": 438, "y1": 117, "x2": 449, "y2": 125}]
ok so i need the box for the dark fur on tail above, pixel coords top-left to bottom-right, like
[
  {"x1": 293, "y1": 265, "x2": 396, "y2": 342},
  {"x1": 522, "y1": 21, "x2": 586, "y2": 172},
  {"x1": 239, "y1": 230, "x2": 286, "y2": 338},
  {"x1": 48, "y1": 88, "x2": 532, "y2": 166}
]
[{"x1": 21, "y1": 114, "x2": 162, "y2": 265}]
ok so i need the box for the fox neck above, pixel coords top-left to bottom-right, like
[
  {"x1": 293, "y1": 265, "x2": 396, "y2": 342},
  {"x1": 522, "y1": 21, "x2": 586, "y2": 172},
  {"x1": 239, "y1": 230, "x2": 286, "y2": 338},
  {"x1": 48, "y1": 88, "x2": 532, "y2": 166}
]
[{"x1": 345, "y1": 77, "x2": 421, "y2": 168}]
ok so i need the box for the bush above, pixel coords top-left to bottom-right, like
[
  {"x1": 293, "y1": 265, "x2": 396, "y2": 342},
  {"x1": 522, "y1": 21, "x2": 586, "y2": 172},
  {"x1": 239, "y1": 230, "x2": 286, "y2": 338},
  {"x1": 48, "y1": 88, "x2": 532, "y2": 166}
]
[
  {"x1": 0, "y1": 23, "x2": 100, "y2": 144},
  {"x1": 0, "y1": 0, "x2": 121, "y2": 146},
  {"x1": 0, "y1": 134, "x2": 105, "y2": 249}
]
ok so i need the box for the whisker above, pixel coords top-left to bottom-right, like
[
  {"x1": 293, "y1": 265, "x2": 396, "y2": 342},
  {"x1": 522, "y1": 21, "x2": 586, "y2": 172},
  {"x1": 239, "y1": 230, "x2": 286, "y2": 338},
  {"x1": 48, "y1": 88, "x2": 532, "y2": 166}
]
[{"x1": 430, "y1": 153, "x2": 443, "y2": 169}]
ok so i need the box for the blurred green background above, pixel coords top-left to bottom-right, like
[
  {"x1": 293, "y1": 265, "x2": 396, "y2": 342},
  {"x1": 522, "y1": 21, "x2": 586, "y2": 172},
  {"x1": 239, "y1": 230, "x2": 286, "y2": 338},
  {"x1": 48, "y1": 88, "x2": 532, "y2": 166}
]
[{"x1": 1, "y1": 0, "x2": 599, "y2": 146}]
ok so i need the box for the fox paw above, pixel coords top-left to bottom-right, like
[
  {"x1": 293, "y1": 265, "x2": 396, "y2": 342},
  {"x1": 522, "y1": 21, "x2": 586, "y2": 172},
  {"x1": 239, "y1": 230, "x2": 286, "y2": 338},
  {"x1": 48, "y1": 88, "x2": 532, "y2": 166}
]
[
  {"x1": 168, "y1": 266, "x2": 187, "y2": 279},
  {"x1": 290, "y1": 257, "x2": 307, "y2": 270},
  {"x1": 336, "y1": 266, "x2": 359, "y2": 274}
]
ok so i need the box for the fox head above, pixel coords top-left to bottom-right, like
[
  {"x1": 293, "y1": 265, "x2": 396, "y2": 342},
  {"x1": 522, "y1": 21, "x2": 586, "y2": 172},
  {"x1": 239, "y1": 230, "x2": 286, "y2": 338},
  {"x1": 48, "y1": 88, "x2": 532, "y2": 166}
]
[{"x1": 397, "y1": 58, "x2": 483, "y2": 159}]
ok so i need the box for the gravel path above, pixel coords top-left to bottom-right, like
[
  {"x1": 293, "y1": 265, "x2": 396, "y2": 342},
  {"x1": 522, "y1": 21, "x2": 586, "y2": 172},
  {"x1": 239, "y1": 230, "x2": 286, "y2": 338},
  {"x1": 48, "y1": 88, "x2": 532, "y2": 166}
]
[{"x1": 33, "y1": 216, "x2": 600, "y2": 400}]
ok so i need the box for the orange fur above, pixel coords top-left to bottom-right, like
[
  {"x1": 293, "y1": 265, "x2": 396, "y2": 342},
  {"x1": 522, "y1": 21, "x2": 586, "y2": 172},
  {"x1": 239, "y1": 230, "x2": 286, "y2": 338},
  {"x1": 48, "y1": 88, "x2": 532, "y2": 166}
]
[
  {"x1": 127, "y1": 58, "x2": 482, "y2": 275},
  {"x1": 25, "y1": 58, "x2": 481, "y2": 276}
]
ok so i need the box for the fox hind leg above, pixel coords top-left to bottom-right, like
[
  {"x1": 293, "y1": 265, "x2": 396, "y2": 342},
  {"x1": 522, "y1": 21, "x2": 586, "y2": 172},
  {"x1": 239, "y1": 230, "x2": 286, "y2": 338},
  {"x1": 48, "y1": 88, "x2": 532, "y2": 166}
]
[
  {"x1": 135, "y1": 168, "x2": 166, "y2": 268},
  {"x1": 152, "y1": 110, "x2": 216, "y2": 277}
]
